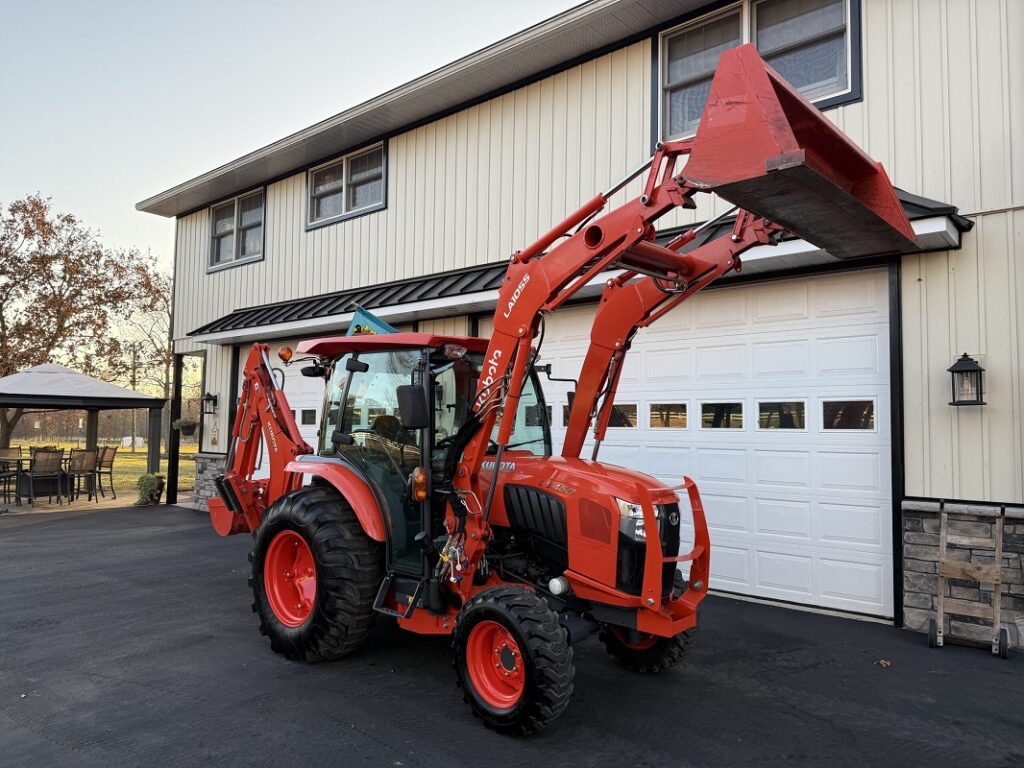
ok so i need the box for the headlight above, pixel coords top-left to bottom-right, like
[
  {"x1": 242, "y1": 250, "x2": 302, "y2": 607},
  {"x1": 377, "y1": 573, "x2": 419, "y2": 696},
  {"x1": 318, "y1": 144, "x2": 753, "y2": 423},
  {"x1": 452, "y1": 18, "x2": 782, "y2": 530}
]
[{"x1": 615, "y1": 498, "x2": 658, "y2": 541}]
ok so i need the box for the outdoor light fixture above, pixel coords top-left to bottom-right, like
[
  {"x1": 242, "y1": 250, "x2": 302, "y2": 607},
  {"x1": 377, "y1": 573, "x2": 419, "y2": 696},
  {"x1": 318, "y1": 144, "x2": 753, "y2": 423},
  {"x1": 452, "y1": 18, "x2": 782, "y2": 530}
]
[
  {"x1": 201, "y1": 392, "x2": 219, "y2": 415},
  {"x1": 948, "y1": 353, "x2": 986, "y2": 406}
]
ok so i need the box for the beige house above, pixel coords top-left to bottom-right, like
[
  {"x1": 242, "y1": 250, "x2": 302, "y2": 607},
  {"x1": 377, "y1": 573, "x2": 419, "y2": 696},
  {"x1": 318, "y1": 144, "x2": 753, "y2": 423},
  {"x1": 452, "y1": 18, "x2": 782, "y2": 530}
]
[{"x1": 139, "y1": 0, "x2": 1023, "y2": 641}]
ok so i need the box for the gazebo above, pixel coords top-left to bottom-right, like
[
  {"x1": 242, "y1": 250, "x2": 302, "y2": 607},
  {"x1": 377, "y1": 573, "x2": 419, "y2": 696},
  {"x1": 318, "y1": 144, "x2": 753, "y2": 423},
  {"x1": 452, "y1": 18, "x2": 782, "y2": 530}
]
[{"x1": 0, "y1": 364, "x2": 166, "y2": 473}]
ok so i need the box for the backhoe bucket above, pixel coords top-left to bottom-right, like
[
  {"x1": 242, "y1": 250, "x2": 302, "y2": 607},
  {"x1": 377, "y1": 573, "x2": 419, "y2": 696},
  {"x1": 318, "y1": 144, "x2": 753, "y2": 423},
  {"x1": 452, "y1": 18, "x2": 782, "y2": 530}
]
[{"x1": 681, "y1": 44, "x2": 917, "y2": 260}]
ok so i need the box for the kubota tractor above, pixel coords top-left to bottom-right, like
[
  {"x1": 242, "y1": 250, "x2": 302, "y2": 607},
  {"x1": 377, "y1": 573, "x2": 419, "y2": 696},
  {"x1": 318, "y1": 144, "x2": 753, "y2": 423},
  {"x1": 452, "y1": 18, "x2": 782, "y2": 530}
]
[{"x1": 208, "y1": 46, "x2": 918, "y2": 734}]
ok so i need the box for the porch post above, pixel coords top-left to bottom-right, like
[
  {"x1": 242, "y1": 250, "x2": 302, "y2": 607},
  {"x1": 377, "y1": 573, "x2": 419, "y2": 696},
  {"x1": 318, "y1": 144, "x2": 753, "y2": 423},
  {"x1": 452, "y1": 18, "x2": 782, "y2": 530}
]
[
  {"x1": 147, "y1": 407, "x2": 162, "y2": 474},
  {"x1": 85, "y1": 409, "x2": 99, "y2": 451},
  {"x1": 166, "y1": 354, "x2": 183, "y2": 505}
]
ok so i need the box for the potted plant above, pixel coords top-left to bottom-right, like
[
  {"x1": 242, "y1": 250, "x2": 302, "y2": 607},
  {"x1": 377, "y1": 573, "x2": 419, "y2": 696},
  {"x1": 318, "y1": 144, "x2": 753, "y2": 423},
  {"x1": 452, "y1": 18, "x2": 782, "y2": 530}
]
[
  {"x1": 172, "y1": 418, "x2": 199, "y2": 437},
  {"x1": 135, "y1": 473, "x2": 166, "y2": 505}
]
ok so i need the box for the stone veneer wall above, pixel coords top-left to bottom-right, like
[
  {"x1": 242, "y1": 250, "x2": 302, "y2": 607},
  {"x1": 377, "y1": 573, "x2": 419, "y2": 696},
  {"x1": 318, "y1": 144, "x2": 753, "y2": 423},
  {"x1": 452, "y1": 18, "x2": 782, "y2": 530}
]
[
  {"x1": 902, "y1": 502, "x2": 1024, "y2": 648},
  {"x1": 191, "y1": 452, "x2": 227, "y2": 509}
]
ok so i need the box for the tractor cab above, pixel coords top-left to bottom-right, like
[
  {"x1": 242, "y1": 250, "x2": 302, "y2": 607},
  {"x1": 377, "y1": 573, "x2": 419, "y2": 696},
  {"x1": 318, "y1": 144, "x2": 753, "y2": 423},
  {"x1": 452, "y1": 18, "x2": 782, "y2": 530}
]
[{"x1": 298, "y1": 333, "x2": 552, "y2": 576}]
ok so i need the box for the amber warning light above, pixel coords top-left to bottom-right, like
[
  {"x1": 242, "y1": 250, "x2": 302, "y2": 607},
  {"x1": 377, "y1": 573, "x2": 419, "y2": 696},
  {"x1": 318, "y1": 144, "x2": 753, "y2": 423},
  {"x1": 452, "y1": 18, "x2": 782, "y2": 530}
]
[{"x1": 278, "y1": 346, "x2": 293, "y2": 363}]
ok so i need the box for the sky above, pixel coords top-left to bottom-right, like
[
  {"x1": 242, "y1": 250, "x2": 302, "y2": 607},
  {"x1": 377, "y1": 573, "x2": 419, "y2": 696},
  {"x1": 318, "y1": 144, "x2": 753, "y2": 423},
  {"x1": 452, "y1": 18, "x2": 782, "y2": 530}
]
[{"x1": 0, "y1": 0, "x2": 579, "y2": 269}]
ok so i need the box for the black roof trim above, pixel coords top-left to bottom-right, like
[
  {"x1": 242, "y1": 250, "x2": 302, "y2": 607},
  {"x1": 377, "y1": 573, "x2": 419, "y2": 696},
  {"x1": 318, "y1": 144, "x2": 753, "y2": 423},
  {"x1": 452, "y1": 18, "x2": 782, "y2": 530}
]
[{"x1": 189, "y1": 190, "x2": 968, "y2": 338}]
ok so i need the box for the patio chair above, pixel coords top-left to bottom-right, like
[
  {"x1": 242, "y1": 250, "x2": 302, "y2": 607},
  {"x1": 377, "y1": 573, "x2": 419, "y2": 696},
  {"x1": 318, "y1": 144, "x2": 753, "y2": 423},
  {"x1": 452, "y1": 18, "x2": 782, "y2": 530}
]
[
  {"x1": 26, "y1": 448, "x2": 64, "y2": 506},
  {"x1": 0, "y1": 447, "x2": 21, "y2": 503},
  {"x1": 66, "y1": 449, "x2": 98, "y2": 503},
  {"x1": 96, "y1": 446, "x2": 118, "y2": 499}
]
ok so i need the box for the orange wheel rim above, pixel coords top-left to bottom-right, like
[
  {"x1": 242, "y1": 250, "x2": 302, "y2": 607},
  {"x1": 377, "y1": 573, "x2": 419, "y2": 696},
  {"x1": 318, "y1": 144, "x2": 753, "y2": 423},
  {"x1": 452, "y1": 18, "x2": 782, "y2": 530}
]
[
  {"x1": 264, "y1": 530, "x2": 317, "y2": 627},
  {"x1": 613, "y1": 627, "x2": 658, "y2": 650},
  {"x1": 465, "y1": 620, "x2": 525, "y2": 710}
]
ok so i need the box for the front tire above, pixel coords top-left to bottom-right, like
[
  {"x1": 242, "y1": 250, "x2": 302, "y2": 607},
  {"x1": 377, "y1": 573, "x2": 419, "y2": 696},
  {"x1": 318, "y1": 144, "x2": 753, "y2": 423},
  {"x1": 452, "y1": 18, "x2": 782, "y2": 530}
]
[
  {"x1": 600, "y1": 626, "x2": 698, "y2": 673},
  {"x1": 452, "y1": 587, "x2": 574, "y2": 735},
  {"x1": 250, "y1": 485, "x2": 383, "y2": 661}
]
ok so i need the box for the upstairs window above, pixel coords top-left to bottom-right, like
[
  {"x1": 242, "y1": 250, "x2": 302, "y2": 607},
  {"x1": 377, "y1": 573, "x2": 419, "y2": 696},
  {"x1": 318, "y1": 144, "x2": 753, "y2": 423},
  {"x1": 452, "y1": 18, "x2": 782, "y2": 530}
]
[
  {"x1": 209, "y1": 190, "x2": 263, "y2": 269},
  {"x1": 308, "y1": 143, "x2": 385, "y2": 227},
  {"x1": 660, "y1": 0, "x2": 853, "y2": 140}
]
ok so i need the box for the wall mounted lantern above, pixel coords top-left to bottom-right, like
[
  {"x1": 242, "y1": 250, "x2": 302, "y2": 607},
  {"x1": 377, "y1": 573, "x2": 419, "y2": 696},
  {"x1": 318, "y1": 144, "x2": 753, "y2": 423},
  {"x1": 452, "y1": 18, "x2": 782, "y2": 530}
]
[
  {"x1": 948, "y1": 353, "x2": 985, "y2": 406},
  {"x1": 201, "y1": 391, "x2": 219, "y2": 415}
]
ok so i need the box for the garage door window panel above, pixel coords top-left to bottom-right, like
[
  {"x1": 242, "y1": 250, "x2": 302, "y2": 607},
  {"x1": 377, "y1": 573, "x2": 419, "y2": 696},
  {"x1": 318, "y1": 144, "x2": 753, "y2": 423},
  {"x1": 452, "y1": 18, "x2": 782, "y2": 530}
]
[
  {"x1": 701, "y1": 402, "x2": 744, "y2": 429},
  {"x1": 757, "y1": 401, "x2": 806, "y2": 430},
  {"x1": 822, "y1": 399, "x2": 876, "y2": 430},
  {"x1": 650, "y1": 403, "x2": 687, "y2": 429}
]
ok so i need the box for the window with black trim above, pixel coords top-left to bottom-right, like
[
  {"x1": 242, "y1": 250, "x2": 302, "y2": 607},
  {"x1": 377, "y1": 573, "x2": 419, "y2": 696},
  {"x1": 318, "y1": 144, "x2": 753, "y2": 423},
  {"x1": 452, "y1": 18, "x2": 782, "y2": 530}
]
[
  {"x1": 660, "y1": 0, "x2": 853, "y2": 140},
  {"x1": 209, "y1": 190, "x2": 263, "y2": 268},
  {"x1": 301, "y1": 409, "x2": 317, "y2": 426},
  {"x1": 308, "y1": 143, "x2": 385, "y2": 226}
]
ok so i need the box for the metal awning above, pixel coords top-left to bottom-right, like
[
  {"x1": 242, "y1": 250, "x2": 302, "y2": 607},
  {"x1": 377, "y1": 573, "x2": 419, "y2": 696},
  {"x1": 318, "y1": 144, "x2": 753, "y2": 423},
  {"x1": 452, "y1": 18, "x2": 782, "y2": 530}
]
[{"x1": 188, "y1": 191, "x2": 972, "y2": 345}]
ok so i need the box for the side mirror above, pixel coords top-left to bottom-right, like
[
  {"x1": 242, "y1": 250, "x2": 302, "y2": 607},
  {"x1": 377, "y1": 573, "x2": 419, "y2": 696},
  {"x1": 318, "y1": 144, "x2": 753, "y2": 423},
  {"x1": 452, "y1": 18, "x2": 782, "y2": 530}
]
[
  {"x1": 396, "y1": 385, "x2": 430, "y2": 430},
  {"x1": 301, "y1": 362, "x2": 325, "y2": 378}
]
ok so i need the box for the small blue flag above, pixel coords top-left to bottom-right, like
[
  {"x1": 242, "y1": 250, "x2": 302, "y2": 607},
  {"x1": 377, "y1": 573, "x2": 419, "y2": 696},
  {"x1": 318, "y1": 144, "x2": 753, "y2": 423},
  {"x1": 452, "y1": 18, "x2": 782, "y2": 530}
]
[{"x1": 347, "y1": 306, "x2": 398, "y2": 336}]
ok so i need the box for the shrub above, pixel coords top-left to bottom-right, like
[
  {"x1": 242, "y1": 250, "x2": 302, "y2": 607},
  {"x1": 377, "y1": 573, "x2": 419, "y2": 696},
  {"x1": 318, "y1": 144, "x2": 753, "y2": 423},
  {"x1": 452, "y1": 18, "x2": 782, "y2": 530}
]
[{"x1": 136, "y1": 473, "x2": 166, "y2": 505}]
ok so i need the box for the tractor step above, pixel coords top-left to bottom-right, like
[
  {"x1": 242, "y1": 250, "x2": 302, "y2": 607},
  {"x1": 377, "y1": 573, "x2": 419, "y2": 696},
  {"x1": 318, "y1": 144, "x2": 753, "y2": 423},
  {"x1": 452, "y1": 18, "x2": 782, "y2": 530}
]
[{"x1": 373, "y1": 572, "x2": 425, "y2": 619}]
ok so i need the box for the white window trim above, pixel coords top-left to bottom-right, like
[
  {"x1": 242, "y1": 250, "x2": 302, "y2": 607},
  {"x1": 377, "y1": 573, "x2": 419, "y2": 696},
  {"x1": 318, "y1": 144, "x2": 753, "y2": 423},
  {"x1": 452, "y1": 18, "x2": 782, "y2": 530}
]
[
  {"x1": 657, "y1": 0, "x2": 854, "y2": 142},
  {"x1": 819, "y1": 396, "x2": 879, "y2": 433},
  {"x1": 754, "y1": 398, "x2": 809, "y2": 432},
  {"x1": 698, "y1": 400, "x2": 746, "y2": 431},
  {"x1": 606, "y1": 403, "x2": 639, "y2": 429},
  {"x1": 648, "y1": 401, "x2": 689, "y2": 430},
  {"x1": 306, "y1": 142, "x2": 386, "y2": 229},
  {"x1": 208, "y1": 188, "x2": 264, "y2": 273}
]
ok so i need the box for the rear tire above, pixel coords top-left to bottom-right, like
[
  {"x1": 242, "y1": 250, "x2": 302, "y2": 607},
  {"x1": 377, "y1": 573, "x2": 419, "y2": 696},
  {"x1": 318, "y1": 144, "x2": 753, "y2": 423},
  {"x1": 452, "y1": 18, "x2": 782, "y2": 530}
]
[
  {"x1": 600, "y1": 626, "x2": 698, "y2": 673},
  {"x1": 452, "y1": 586, "x2": 574, "y2": 735},
  {"x1": 250, "y1": 485, "x2": 383, "y2": 661}
]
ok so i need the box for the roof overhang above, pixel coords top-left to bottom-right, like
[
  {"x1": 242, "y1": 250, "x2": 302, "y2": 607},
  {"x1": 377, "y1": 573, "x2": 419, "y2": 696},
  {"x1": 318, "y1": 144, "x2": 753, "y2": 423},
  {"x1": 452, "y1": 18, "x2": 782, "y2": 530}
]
[
  {"x1": 189, "y1": 202, "x2": 971, "y2": 346},
  {"x1": 0, "y1": 395, "x2": 166, "y2": 410},
  {"x1": 137, "y1": 0, "x2": 713, "y2": 218}
]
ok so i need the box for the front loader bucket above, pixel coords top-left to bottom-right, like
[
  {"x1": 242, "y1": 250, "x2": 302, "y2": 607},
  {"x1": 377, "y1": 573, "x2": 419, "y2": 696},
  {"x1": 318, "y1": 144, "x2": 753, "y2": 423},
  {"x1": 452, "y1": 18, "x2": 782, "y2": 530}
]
[{"x1": 681, "y1": 44, "x2": 917, "y2": 260}]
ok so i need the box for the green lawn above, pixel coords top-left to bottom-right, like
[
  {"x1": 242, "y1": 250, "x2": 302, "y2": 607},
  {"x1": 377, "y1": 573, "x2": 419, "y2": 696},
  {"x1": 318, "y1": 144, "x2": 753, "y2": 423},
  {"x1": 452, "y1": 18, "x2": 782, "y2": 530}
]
[{"x1": 14, "y1": 441, "x2": 197, "y2": 494}]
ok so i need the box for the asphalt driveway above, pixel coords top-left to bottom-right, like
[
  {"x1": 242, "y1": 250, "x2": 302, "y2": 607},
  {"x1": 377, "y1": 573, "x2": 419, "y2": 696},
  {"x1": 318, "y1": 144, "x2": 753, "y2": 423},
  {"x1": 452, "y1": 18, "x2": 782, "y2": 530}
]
[{"x1": 0, "y1": 505, "x2": 1021, "y2": 768}]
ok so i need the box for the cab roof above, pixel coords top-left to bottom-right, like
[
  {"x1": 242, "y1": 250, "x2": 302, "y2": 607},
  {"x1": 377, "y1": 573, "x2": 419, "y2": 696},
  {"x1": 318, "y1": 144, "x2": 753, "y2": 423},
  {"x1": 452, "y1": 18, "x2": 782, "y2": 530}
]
[{"x1": 296, "y1": 333, "x2": 489, "y2": 357}]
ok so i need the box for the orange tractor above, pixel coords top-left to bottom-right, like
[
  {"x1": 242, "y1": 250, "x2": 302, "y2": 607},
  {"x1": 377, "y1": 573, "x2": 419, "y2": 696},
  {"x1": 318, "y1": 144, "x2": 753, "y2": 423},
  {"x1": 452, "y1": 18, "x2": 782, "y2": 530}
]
[{"x1": 208, "y1": 46, "x2": 917, "y2": 733}]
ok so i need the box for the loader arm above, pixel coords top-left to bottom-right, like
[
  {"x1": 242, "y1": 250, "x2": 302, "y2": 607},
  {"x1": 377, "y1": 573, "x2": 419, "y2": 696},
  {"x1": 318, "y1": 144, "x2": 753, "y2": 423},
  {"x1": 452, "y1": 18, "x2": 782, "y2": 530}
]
[
  {"x1": 562, "y1": 210, "x2": 783, "y2": 459},
  {"x1": 447, "y1": 43, "x2": 916, "y2": 591},
  {"x1": 208, "y1": 343, "x2": 312, "y2": 536}
]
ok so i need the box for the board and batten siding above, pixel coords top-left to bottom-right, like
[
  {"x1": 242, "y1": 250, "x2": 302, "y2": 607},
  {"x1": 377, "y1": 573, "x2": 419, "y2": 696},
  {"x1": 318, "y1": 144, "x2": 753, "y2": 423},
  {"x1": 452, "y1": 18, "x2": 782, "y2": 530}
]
[{"x1": 172, "y1": 40, "x2": 655, "y2": 348}]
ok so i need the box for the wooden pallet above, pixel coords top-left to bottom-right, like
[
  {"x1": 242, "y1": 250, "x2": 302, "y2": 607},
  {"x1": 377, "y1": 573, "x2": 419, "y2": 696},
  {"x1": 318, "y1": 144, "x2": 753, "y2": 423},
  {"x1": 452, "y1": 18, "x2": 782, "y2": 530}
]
[{"x1": 928, "y1": 502, "x2": 1010, "y2": 659}]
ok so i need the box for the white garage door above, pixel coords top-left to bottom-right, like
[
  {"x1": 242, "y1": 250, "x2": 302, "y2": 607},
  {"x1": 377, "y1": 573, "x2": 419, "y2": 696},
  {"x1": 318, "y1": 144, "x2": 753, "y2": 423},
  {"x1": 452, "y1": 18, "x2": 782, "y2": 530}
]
[{"x1": 530, "y1": 269, "x2": 893, "y2": 618}]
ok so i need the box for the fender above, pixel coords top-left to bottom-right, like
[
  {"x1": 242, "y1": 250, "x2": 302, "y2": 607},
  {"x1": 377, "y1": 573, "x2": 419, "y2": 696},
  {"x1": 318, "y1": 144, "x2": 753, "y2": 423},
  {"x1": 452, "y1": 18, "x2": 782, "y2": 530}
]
[{"x1": 285, "y1": 457, "x2": 388, "y2": 542}]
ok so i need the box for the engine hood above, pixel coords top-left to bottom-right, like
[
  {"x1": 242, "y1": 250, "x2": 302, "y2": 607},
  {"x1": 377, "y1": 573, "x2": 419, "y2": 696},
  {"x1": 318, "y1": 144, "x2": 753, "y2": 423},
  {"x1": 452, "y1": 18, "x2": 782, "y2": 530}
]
[{"x1": 482, "y1": 453, "x2": 680, "y2": 506}]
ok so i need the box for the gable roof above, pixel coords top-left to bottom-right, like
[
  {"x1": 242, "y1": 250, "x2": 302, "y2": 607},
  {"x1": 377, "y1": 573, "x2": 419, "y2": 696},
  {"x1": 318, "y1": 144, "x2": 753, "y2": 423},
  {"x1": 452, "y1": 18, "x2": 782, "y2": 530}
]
[
  {"x1": 0, "y1": 364, "x2": 166, "y2": 410},
  {"x1": 137, "y1": 0, "x2": 709, "y2": 218}
]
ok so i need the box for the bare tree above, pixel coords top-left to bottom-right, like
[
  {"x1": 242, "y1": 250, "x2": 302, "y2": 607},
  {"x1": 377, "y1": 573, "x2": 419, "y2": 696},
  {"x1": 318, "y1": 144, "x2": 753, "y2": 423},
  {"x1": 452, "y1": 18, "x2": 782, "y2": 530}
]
[{"x1": 0, "y1": 195, "x2": 162, "y2": 447}]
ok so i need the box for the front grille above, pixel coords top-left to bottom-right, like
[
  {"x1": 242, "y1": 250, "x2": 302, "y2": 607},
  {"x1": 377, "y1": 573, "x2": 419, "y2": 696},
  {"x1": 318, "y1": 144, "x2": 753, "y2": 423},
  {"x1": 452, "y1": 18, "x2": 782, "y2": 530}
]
[
  {"x1": 503, "y1": 484, "x2": 568, "y2": 574},
  {"x1": 615, "y1": 502, "x2": 681, "y2": 599}
]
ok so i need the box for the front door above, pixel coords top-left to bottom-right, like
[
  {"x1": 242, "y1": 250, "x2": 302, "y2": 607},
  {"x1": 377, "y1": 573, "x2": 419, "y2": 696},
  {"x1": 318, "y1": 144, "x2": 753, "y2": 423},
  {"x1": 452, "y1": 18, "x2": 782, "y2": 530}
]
[{"x1": 324, "y1": 349, "x2": 425, "y2": 574}]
